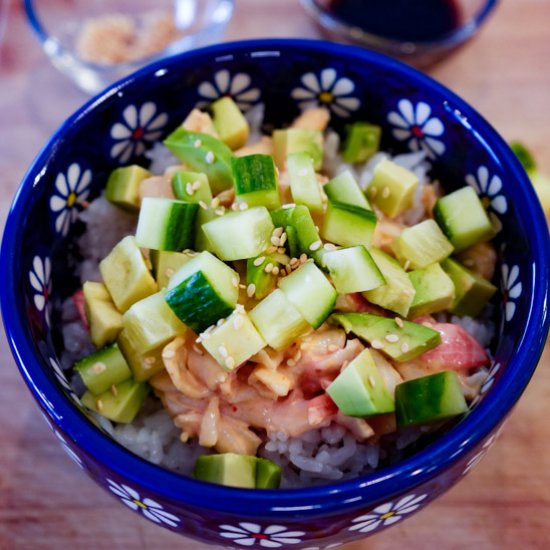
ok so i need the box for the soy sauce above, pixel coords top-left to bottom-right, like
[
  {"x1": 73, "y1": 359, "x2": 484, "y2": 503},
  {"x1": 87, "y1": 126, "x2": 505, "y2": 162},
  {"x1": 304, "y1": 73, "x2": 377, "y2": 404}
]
[{"x1": 314, "y1": 0, "x2": 462, "y2": 42}]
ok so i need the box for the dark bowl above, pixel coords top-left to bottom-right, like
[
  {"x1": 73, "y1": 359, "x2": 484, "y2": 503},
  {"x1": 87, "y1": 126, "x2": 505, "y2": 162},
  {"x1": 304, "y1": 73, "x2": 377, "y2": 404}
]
[{"x1": 1, "y1": 39, "x2": 549, "y2": 547}]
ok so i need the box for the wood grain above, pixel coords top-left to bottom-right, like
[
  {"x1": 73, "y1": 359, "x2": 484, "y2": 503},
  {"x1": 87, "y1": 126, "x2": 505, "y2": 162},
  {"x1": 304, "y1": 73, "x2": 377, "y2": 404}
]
[{"x1": 1, "y1": 0, "x2": 549, "y2": 548}]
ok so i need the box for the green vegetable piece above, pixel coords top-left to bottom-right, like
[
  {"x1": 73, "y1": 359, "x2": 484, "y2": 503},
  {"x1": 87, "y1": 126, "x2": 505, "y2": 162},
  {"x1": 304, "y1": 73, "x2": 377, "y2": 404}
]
[
  {"x1": 395, "y1": 371, "x2": 468, "y2": 428},
  {"x1": 342, "y1": 122, "x2": 382, "y2": 164},
  {"x1": 150, "y1": 250, "x2": 194, "y2": 288},
  {"x1": 287, "y1": 152, "x2": 324, "y2": 213},
  {"x1": 441, "y1": 258, "x2": 497, "y2": 317},
  {"x1": 408, "y1": 263, "x2": 455, "y2": 319},
  {"x1": 194, "y1": 207, "x2": 218, "y2": 252},
  {"x1": 81, "y1": 379, "x2": 149, "y2": 424},
  {"x1": 211, "y1": 96, "x2": 250, "y2": 150},
  {"x1": 324, "y1": 170, "x2": 372, "y2": 210},
  {"x1": 326, "y1": 349, "x2": 395, "y2": 417},
  {"x1": 117, "y1": 329, "x2": 165, "y2": 382},
  {"x1": 99, "y1": 235, "x2": 158, "y2": 313},
  {"x1": 255, "y1": 457, "x2": 282, "y2": 489},
  {"x1": 105, "y1": 164, "x2": 151, "y2": 211},
  {"x1": 246, "y1": 255, "x2": 280, "y2": 299},
  {"x1": 193, "y1": 453, "x2": 257, "y2": 488},
  {"x1": 83, "y1": 281, "x2": 123, "y2": 348},
  {"x1": 272, "y1": 128, "x2": 324, "y2": 170},
  {"x1": 163, "y1": 129, "x2": 234, "y2": 194},
  {"x1": 321, "y1": 201, "x2": 377, "y2": 248},
  {"x1": 284, "y1": 225, "x2": 300, "y2": 258},
  {"x1": 232, "y1": 154, "x2": 281, "y2": 210},
  {"x1": 74, "y1": 343, "x2": 132, "y2": 396},
  {"x1": 510, "y1": 141, "x2": 536, "y2": 173},
  {"x1": 331, "y1": 312, "x2": 441, "y2": 362},
  {"x1": 171, "y1": 171, "x2": 213, "y2": 204},
  {"x1": 367, "y1": 159, "x2": 419, "y2": 218}
]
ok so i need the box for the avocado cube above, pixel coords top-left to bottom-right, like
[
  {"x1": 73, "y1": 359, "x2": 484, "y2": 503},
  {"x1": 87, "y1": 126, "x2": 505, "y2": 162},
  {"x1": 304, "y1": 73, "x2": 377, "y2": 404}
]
[
  {"x1": 408, "y1": 263, "x2": 455, "y2": 319},
  {"x1": 105, "y1": 165, "x2": 151, "y2": 211},
  {"x1": 193, "y1": 453, "x2": 257, "y2": 488},
  {"x1": 211, "y1": 96, "x2": 250, "y2": 150},
  {"x1": 117, "y1": 329, "x2": 165, "y2": 382},
  {"x1": 83, "y1": 281, "x2": 123, "y2": 348},
  {"x1": 321, "y1": 201, "x2": 378, "y2": 249},
  {"x1": 272, "y1": 128, "x2": 324, "y2": 171},
  {"x1": 342, "y1": 122, "x2": 381, "y2": 164},
  {"x1": 232, "y1": 154, "x2": 281, "y2": 210},
  {"x1": 172, "y1": 171, "x2": 213, "y2": 205}
]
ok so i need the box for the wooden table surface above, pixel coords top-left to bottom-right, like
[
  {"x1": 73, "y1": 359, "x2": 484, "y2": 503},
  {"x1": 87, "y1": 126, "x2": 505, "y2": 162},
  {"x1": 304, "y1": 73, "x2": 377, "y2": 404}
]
[{"x1": 1, "y1": 1, "x2": 549, "y2": 548}]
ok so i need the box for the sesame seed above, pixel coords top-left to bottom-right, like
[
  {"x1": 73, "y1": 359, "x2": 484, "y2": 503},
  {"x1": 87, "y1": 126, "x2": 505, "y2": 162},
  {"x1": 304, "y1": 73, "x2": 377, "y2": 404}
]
[
  {"x1": 369, "y1": 186, "x2": 377, "y2": 197},
  {"x1": 287, "y1": 358, "x2": 296, "y2": 367},
  {"x1": 371, "y1": 339, "x2": 384, "y2": 349},
  {"x1": 225, "y1": 357, "x2": 236, "y2": 369},
  {"x1": 218, "y1": 345, "x2": 229, "y2": 358},
  {"x1": 266, "y1": 246, "x2": 278, "y2": 254},
  {"x1": 239, "y1": 202, "x2": 249, "y2": 210},
  {"x1": 309, "y1": 240, "x2": 322, "y2": 251},
  {"x1": 395, "y1": 317, "x2": 404, "y2": 328},
  {"x1": 324, "y1": 243, "x2": 337, "y2": 251},
  {"x1": 272, "y1": 266, "x2": 280, "y2": 276},
  {"x1": 314, "y1": 225, "x2": 320, "y2": 232},
  {"x1": 92, "y1": 362, "x2": 107, "y2": 375},
  {"x1": 110, "y1": 385, "x2": 118, "y2": 396},
  {"x1": 211, "y1": 197, "x2": 221, "y2": 208},
  {"x1": 96, "y1": 399, "x2": 104, "y2": 411},
  {"x1": 192, "y1": 180, "x2": 202, "y2": 190},
  {"x1": 285, "y1": 265, "x2": 292, "y2": 275},
  {"x1": 401, "y1": 342, "x2": 410, "y2": 353},
  {"x1": 282, "y1": 203, "x2": 296, "y2": 209},
  {"x1": 200, "y1": 331, "x2": 211, "y2": 340},
  {"x1": 163, "y1": 349, "x2": 176, "y2": 359},
  {"x1": 294, "y1": 351, "x2": 302, "y2": 361},
  {"x1": 205, "y1": 151, "x2": 215, "y2": 164},
  {"x1": 165, "y1": 268, "x2": 175, "y2": 279},
  {"x1": 247, "y1": 283, "x2": 256, "y2": 297},
  {"x1": 422, "y1": 321, "x2": 434, "y2": 328},
  {"x1": 278, "y1": 247, "x2": 286, "y2": 254},
  {"x1": 233, "y1": 315, "x2": 245, "y2": 329},
  {"x1": 144, "y1": 357, "x2": 156, "y2": 365},
  {"x1": 327, "y1": 344, "x2": 339, "y2": 352},
  {"x1": 382, "y1": 186, "x2": 391, "y2": 199},
  {"x1": 368, "y1": 375, "x2": 377, "y2": 387},
  {"x1": 239, "y1": 283, "x2": 247, "y2": 289},
  {"x1": 385, "y1": 333, "x2": 399, "y2": 343},
  {"x1": 216, "y1": 318, "x2": 225, "y2": 327},
  {"x1": 186, "y1": 182, "x2": 194, "y2": 195},
  {"x1": 232, "y1": 277, "x2": 239, "y2": 288},
  {"x1": 300, "y1": 253, "x2": 308, "y2": 263},
  {"x1": 194, "y1": 139, "x2": 202, "y2": 148},
  {"x1": 271, "y1": 236, "x2": 281, "y2": 246},
  {"x1": 279, "y1": 232, "x2": 287, "y2": 246},
  {"x1": 254, "y1": 256, "x2": 265, "y2": 267},
  {"x1": 273, "y1": 227, "x2": 284, "y2": 237},
  {"x1": 193, "y1": 345, "x2": 204, "y2": 355},
  {"x1": 199, "y1": 200, "x2": 208, "y2": 210},
  {"x1": 290, "y1": 257, "x2": 299, "y2": 266},
  {"x1": 264, "y1": 263, "x2": 274, "y2": 273},
  {"x1": 235, "y1": 304, "x2": 245, "y2": 313},
  {"x1": 403, "y1": 260, "x2": 411, "y2": 271},
  {"x1": 215, "y1": 207, "x2": 225, "y2": 216}
]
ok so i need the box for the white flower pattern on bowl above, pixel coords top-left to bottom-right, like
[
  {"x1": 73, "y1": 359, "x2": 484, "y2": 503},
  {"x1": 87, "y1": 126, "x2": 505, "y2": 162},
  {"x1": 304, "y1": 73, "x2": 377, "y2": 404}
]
[
  {"x1": 48, "y1": 356, "x2": 82, "y2": 406},
  {"x1": 465, "y1": 166, "x2": 507, "y2": 215},
  {"x1": 110, "y1": 102, "x2": 168, "y2": 164},
  {"x1": 349, "y1": 493, "x2": 428, "y2": 533},
  {"x1": 197, "y1": 70, "x2": 261, "y2": 112},
  {"x1": 49, "y1": 163, "x2": 91, "y2": 237},
  {"x1": 291, "y1": 68, "x2": 360, "y2": 118},
  {"x1": 54, "y1": 430, "x2": 84, "y2": 469},
  {"x1": 388, "y1": 99, "x2": 445, "y2": 159},
  {"x1": 219, "y1": 522, "x2": 305, "y2": 547},
  {"x1": 462, "y1": 433, "x2": 498, "y2": 475},
  {"x1": 29, "y1": 255, "x2": 51, "y2": 324},
  {"x1": 501, "y1": 264, "x2": 522, "y2": 322}
]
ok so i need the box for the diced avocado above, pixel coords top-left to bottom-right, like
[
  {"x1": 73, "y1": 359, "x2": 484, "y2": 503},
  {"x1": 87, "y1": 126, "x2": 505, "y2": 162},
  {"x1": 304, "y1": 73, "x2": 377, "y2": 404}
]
[
  {"x1": 122, "y1": 291, "x2": 187, "y2": 355},
  {"x1": 249, "y1": 289, "x2": 310, "y2": 351},
  {"x1": 150, "y1": 250, "x2": 194, "y2": 288},
  {"x1": 433, "y1": 186, "x2": 495, "y2": 253},
  {"x1": 391, "y1": 219, "x2": 454, "y2": 270},
  {"x1": 163, "y1": 129, "x2": 234, "y2": 194},
  {"x1": 278, "y1": 260, "x2": 337, "y2": 329},
  {"x1": 99, "y1": 236, "x2": 158, "y2": 313},
  {"x1": 367, "y1": 159, "x2": 419, "y2": 218},
  {"x1": 117, "y1": 329, "x2": 165, "y2": 382},
  {"x1": 326, "y1": 349, "x2": 395, "y2": 417},
  {"x1": 287, "y1": 152, "x2": 324, "y2": 214},
  {"x1": 441, "y1": 258, "x2": 497, "y2": 317},
  {"x1": 272, "y1": 128, "x2": 324, "y2": 170},
  {"x1": 74, "y1": 343, "x2": 132, "y2": 396},
  {"x1": 342, "y1": 122, "x2": 381, "y2": 164},
  {"x1": 81, "y1": 379, "x2": 149, "y2": 424},
  {"x1": 363, "y1": 248, "x2": 416, "y2": 317},
  {"x1": 202, "y1": 309, "x2": 265, "y2": 370},
  {"x1": 171, "y1": 171, "x2": 213, "y2": 205},
  {"x1": 322, "y1": 245, "x2": 385, "y2": 294},
  {"x1": 105, "y1": 165, "x2": 151, "y2": 211},
  {"x1": 193, "y1": 453, "x2": 257, "y2": 488},
  {"x1": 395, "y1": 371, "x2": 468, "y2": 428},
  {"x1": 211, "y1": 96, "x2": 250, "y2": 150},
  {"x1": 246, "y1": 255, "x2": 280, "y2": 300},
  {"x1": 324, "y1": 171, "x2": 372, "y2": 210},
  {"x1": 321, "y1": 201, "x2": 377, "y2": 248},
  {"x1": 83, "y1": 281, "x2": 123, "y2": 348},
  {"x1": 255, "y1": 458, "x2": 282, "y2": 489},
  {"x1": 331, "y1": 312, "x2": 441, "y2": 362},
  {"x1": 232, "y1": 154, "x2": 281, "y2": 210},
  {"x1": 202, "y1": 207, "x2": 275, "y2": 261},
  {"x1": 408, "y1": 263, "x2": 455, "y2": 319}
]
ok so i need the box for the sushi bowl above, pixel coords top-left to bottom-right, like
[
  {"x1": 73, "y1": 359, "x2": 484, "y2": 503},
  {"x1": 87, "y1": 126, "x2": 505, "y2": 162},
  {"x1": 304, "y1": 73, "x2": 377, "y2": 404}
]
[{"x1": 1, "y1": 39, "x2": 549, "y2": 547}]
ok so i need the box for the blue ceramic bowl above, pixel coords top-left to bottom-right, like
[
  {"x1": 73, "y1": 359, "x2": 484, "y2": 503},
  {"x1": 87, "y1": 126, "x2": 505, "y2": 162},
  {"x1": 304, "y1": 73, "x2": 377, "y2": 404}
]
[{"x1": 1, "y1": 39, "x2": 549, "y2": 547}]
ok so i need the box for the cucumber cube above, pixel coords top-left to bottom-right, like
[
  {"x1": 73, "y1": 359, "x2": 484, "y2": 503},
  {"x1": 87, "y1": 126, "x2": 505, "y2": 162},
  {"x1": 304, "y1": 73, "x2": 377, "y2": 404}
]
[
  {"x1": 273, "y1": 128, "x2": 324, "y2": 170},
  {"x1": 150, "y1": 250, "x2": 194, "y2": 288},
  {"x1": 105, "y1": 164, "x2": 151, "y2": 211},
  {"x1": 278, "y1": 260, "x2": 337, "y2": 328},
  {"x1": 136, "y1": 197, "x2": 198, "y2": 252},
  {"x1": 171, "y1": 171, "x2": 213, "y2": 205},
  {"x1": 232, "y1": 154, "x2": 281, "y2": 210},
  {"x1": 249, "y1": 289, "x2": 310, "y2": 351},
  {"x1": 395, "y1": 371, "x2": 468, "y2": 427},
  {"x1": 326, "y1": 349, "x2": 395, "y2": 417},
  {"x1": 194, "y1": 207, "x2": 217, "y2": 252},
  {"x1": 194, "y1": 453, "x2": 257, "y2": 488},
  {"x1": 321, "y1": 201, "x2": 377, "y2": 248},
  {"x1": 367, "y1": 159, "x2": 419, "y2": 218},
  {"x1": 323, "y1": 246, "x2": 385, "y2": 294},
  {"x1": 202, "y1": 207, "x2": 275, "y2": 261},
  {"x1": 391, "y1": 219, "x2": 454, "y2": 270},
  {"x1": 433, "y1": 186, "x2": 495, "y2": 252},
  {"x1": 99, "y1": 236, "x2": 158, "y2": 313},
  {"x1": 202, "y1": 309, "x2": 265, "y2": 370},
  {"x1": 342, "y1": 122, "x2": 381, "y2": 164},
  {"x1": 324, "y1": 171, "x2": 372, "y2": 210},
  {"x1": 408, "y1": 263, "x2": 455, "y2": 319},
  {"x1": 83, "y1": 281, "x2": 123, "y2": 348},
  {"x1": 246, "y1": 255, "x2": 280, "y2": 299},
  {"x1": 211, "y1": 96, "x2": 250, "y2": 150},
  {"x1": 117, "y1": 329, "x2": 165, "y2": 382},
  {"x1": 287, "y1": 152, "x2": 324, "y2": 214}
]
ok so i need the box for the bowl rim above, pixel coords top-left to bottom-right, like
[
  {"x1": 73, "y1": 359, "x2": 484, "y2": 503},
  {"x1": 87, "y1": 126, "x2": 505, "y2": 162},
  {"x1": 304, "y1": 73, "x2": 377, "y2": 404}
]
[{"x1": 1, "y1": 37, "x2": 549, "y2": 518}]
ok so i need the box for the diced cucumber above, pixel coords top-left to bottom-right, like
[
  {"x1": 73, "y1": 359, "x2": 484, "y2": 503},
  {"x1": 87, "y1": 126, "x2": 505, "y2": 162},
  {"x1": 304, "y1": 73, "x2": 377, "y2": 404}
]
[
  {"x1": 285, "y1": 225, "x2": 300, "y2": 258},
  {"x1": 278, "y1": 260, "x2": 337, "y2": 328},
  {"x1": 122, "y1": 291, "x2": 187, "y2": 354},
  {"x1": 135, "y1": 197, "x2": 198, "y2": 251},
  {"x1": 408, "y1": 263, "x2": 455, "y2": 319},
  {"x1": 211, "y1": 96, "x2": 250, "y2": 150},
  {"x1": 441, "y1": 258, "x2": 497, "y2": 317},
  {"x1": 433, "y1": 186, "x2": 495, "y2": 252},
  {"x1": 324, "y1": 171, "x2": 372, "y2": 210},
  {"x1": 510, "y1": 141, "x2": 536, "y2": 173},
  {"x1": 272, "y1": 128, "x2": 324, "y2": 170},
  {"x1": 395, "y1": 371, "x2": 468, "y2": 428},
  {"x1": 74, "y1": 343, "x2": 132, "y2": 396},
  {"x1": 326, "y1": 349, "x2": 395, "y2": 417},
  {"x1": 249, "y1": 289, "x2": 310, "y2": 351},
  {"x1": 342, "y1": 122, "x2": 381, "y2": 164},
  {"x1": 363, "y1": 248, "x2": 416, "y2": 317},
  {"x1": 194, "y1": 207, "x2": 217, "y2": 252},
  {"x1": 81, "y1": 379, "x2": 149, "y2": 424},
  {"x1": 202, "y1": 309, "x2": 265, "y2": 370},
  {"x1": 117, "y1": 329, "x2": 165, "y2": 382},
  {"x1": 150, "y1": 250, "x2": 194, "y2": 288},
  {"x1": 391, "y1": 219, "x2": 454, "y2": 270},
  {"x1": 171, "y1": 171, "x2": 213, "y2": 205},
  {"x1": 321, "y1": 201, "x2": 377, "y2": 248},
  {"x1": 255, "y1": 457, "x2": 282, "y2": 489},
  {"x1": 232, "y1": 154, "x2": 281, "y2": 210},
  {"x1": 287, "y1": 152, "x2": 324, "y2": 214},
  {"x1": 322, "y1": 245, "x2": 385, "y2": 294},
  {"x1": 99, "y1": 236, "x2": 158, "y2": 313},
  {"x1": 105, "y1": 164, "x2": 151, "y2": 211},
  {"x1": 367, "y1": 159, "x2": 418, "y2": 218},
  {"x1": 83, "y1": 281, "x2": 123, "y2": 348},
  {"x1": 202, "y1": 207, "x2": 275, "y2": 261},
  {"x1": 331, "y1": 312, "x2": 441, "y2": 362},
  {"x1": 246, "y1": 255, "x2": 280, "y2": 300},
  {"x1": 165, "y1": 251, "x2": 239, "y2": 333},
  {"x1": 163, "y1": 129, "x2": 234, "y2": 194}
]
